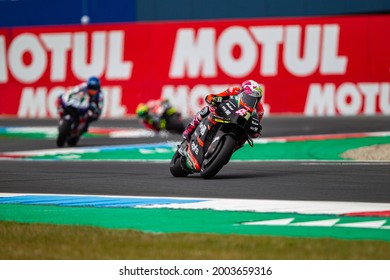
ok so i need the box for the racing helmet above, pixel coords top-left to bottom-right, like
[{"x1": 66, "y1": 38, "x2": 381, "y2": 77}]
[
  {"x1": 136, "y1": 103, "x2": 148, "y2": 118},
  {"x1": 87, "y1": 76, "x2": 101, "y2": 91},
  {"x1": 239, "y1": 80, "x2": 263, "y2": 111}
]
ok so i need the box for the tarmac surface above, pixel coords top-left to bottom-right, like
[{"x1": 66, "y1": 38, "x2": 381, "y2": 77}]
[{"x1": 1, "y1": 116, "x2": 389, "y2": 203}]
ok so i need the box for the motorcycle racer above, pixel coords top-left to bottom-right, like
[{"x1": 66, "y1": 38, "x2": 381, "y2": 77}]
[
  {"x1": 136, "y1": 98, "x2": 184, "y2": 133},
  {"x1": 57, "y1": 76, "x2": 104, "y2": 135},
  {"x1": 182, "y1": 80, "x2": 264, "y2": 141}
]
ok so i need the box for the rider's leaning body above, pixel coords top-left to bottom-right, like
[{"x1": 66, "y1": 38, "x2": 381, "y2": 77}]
[{"x1": 182, "y1": 80, "x2": 264, "y2": 141}]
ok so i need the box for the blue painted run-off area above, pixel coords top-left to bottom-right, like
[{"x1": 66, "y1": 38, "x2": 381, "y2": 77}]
[{"x1": 0, "y1": 195, "x2": 205, "y2": 207}]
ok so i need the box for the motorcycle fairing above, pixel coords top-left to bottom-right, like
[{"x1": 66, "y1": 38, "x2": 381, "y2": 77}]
[
  {"x1": 184, "y1": 115, "x2": 216, "y2": 172},
  {"x1": 185, "y1": 145, "x2": 201, "y2": 172}
]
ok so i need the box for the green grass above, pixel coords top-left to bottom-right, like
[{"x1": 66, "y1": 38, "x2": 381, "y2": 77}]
[{"x1": 1, "y1": 221, "x2": 389, "y2": 260}]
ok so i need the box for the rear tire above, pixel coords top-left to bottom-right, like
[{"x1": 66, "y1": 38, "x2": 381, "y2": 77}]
[
  {"x1": 56, "y1": 120, "x2": 71, "y2": 147},
  {"x1": 170, "y1": 150, "x2": 190, "y2": 177},
  {"x1": 200, "y1": 135, "x2": 236, "y2": 179}
]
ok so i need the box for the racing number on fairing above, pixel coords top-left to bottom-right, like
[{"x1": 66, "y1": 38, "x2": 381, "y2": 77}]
[{"x1": 235, "y1": 109, "x2": 251, "y2": 120}]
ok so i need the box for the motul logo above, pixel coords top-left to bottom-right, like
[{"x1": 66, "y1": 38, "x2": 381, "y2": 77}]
[
  {"x1": 0, "y1": 30, "x2": 130, "y2": 118},
  {"x1": 305, "y1": 82, "x2": 390, "y2": 116},
  {"x1": 17, "y1": 86, "x2": 126, "y2": 118},
  {"x1": 169, "y1": 24, "x2": 348, "y2": 78},
  {"x1": 0, "y1": 31, "x2": 132, "y2": 83}
]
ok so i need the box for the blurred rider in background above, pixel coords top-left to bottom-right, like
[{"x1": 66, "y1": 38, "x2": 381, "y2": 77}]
[
  {"x1": 182, "y1": 79, "x2": 264, "y2": 142},
  {"x1": 136, "y1": 98, "x2": 185, "y2": 133},
  {"x1": 57, "y1": 76, "x2": 104, "y2": 134}
]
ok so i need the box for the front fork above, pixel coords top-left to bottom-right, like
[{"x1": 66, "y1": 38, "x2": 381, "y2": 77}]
[{"x1": 178, "y1": 140, "x2": 188, "y2": 156}]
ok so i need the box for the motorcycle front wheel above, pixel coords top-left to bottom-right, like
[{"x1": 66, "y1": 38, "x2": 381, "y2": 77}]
[
  {"x1": 170, "y1": 150, "x2": 190, "y2": 177},
  {"x1": 200, "y1": 135, "x2": 236, "y2": 179},
  {"x1": 67, "y1": 136, "x2": 80, "y2": 147},
  {"x1": 56, "y1": 119, "x2": 71, "y2": 147}
]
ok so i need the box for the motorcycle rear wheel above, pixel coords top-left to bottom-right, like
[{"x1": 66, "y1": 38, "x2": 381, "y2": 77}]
[
  {"x1": 166, "y1": 113, "x2": 185, "y2": 134},
  {"x1": 200, "y1": 135, "x2": 236, "y2": 179},
  {"x1": 170, "y1": 150, "x2": 190, "y2": 177}
]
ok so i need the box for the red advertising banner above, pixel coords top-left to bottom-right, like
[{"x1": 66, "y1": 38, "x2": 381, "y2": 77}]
[{"x1": 0, "y1": 15, "x2": 389, "y2": 118}]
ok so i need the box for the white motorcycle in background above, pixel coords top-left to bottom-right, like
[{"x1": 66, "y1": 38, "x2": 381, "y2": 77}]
[{"x1": 56, "y1": 90, "x2": 96, "y2": 147}]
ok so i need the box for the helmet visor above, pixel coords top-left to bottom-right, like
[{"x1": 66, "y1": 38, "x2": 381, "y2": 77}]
[
  {"x1": 87, "y1": 89, "x2": 98, "y2": 95},
  {"x1": 87, "y1": 84, "x2": 99, "y2": 90}
]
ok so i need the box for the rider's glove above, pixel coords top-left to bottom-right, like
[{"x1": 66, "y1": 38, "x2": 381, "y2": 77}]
[{"x1": 205, "y1": 95, "x2": 223, "y2": 106}]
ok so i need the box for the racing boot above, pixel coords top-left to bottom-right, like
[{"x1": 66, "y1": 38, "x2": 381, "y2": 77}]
[
  {"x1": 182, "y1": 106, "x2": 210, "y2": 140},
  {"x1": 182, "y1": 122, "x2": 197, "y2": 141}
]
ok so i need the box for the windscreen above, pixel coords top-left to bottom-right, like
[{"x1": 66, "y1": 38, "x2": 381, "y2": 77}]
[{"x1": 239, "y1": 92, "x2": 258, "y2": 112}]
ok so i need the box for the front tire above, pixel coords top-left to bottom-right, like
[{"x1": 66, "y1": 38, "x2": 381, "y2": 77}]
[
  {"x1": 200, "y1": 135, "x2": 236, "y2": 179},
  {"x1": 56, "y1": 120, "x2": 71, "y2": 147},
  {"x1": 170, "y1": 150, "x2": 190, "y2": 177},
  {"x1": 67, "y1": 136, "x2": 80, "y2": 147}
]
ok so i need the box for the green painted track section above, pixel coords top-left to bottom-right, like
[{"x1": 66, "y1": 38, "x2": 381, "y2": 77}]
[
  {"x1": 233, "y1": 136, "x2": 390, "y2": 160},
  {"x1": 1, "y1": 204, "x2": 389, "y2": 241},
  {"x1": 25, "y1": 136, "x2": 390, "y2": 161}
]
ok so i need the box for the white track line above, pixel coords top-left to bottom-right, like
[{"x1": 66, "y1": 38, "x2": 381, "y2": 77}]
[{"x1": 1, "y1": 193, "x2": 389, "y2": 215}]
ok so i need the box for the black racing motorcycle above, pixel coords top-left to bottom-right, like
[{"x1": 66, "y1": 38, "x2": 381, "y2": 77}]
[
  {"x1": 56, "y1": 106, "x2": 89, "y2": 147},
  {"x1": 170, "y1": 94, "x2": 259, "y2": 179}
]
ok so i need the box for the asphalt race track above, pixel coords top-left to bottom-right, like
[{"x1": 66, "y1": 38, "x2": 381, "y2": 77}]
[{"x1": 1, "y1": 116, "x2": 389, "y2": 204}]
